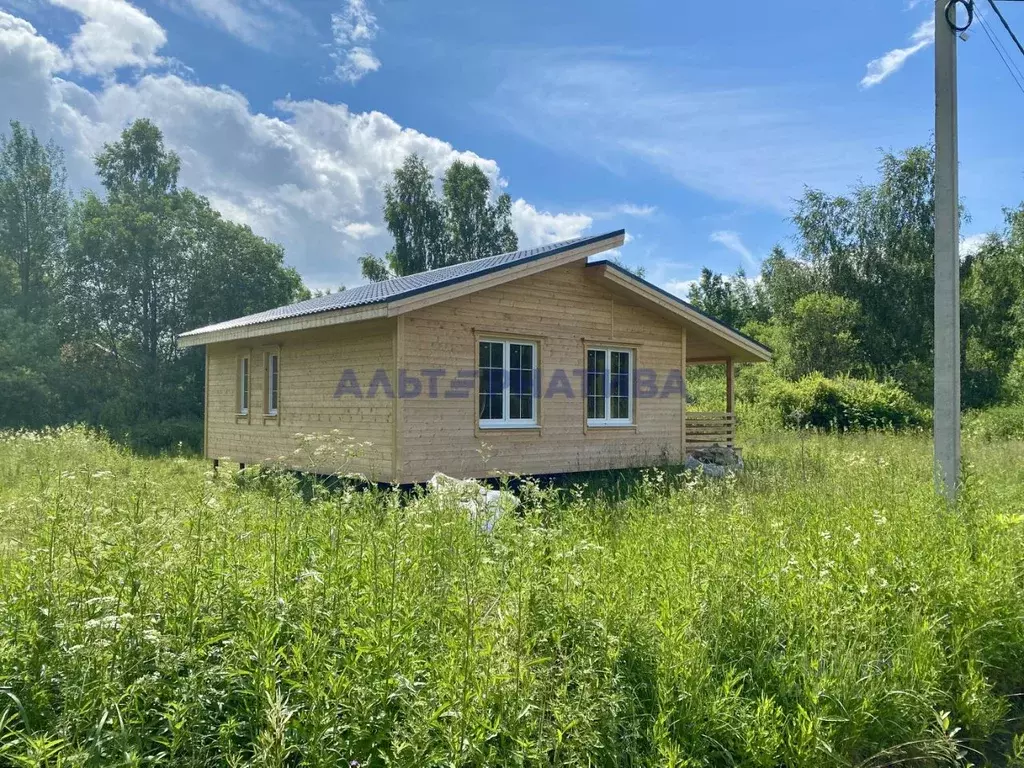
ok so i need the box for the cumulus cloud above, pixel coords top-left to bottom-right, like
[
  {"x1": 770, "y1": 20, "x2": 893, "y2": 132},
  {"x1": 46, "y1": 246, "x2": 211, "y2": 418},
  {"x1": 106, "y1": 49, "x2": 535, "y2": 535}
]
[
  {"x1": 510, "y1": 199, "x2": 593, "y2": 247},
  {"x1": 960, "y1": 232, "x2": 992, "y2": 257},
  {"x1": 0, "y1": 7, "x2": 591, "y2": 291},
  {"x1": 860, "y1": 17, "x2": 934, "y2": 89},
  {"x1": 331, "y1": 0, "x2": 380, "y2": 83},
  {"x1": 340, "y1": 221, "x2": 381, "y2": 239},
  {"x1": 663, "y1": 279, "x2": 697, "y2": 299},
  {"x1": 50, "y1": 0, "x2": 167, "y2": 75}
]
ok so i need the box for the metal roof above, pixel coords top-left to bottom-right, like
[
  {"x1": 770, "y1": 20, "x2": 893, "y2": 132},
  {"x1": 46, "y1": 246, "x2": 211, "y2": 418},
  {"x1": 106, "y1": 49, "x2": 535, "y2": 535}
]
[{"x1": 179, "y1": 229, "x2": 625, "y2": 339}]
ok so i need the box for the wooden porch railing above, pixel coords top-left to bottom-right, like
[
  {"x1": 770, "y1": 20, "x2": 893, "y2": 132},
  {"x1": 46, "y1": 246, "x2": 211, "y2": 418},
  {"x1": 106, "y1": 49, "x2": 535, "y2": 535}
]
[{"x1": 685, "y1": 412, "x2": 735, "y2": 448}]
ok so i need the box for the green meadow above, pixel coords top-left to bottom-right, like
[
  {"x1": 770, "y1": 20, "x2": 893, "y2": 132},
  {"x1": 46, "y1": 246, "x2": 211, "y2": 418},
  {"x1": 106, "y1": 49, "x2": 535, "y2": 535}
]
[{"x1": 2, "y1": 427, "x2": 1024, "y2": 767}]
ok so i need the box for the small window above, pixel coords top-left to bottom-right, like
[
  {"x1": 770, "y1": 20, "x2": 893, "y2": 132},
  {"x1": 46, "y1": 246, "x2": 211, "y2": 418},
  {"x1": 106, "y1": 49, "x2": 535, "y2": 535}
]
[
  {"x1": 479, "y1": 339, "x2": 537, "y2": 428},
  {"x1": 265, "y1": 352, "x2": 279, "y2": 416},
  {"x1": 586, "y1": 348, "x2": 632, "y2": 426},
  {"x1": 238, "y1": 356, "x2": 250, "y2": 415}
]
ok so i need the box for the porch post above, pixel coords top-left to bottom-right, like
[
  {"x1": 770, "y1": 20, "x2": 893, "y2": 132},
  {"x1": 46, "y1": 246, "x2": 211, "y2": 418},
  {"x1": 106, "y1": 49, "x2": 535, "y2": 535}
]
[
  {"x1": 725, "y1": 357, "x2": 735, "y2": 414},
  {"x1": 681, "y1": 328, "x2": 687, "y2": 460},
  {"x1": 725, "y1": 357, "x2": 735, "y2": 447}
]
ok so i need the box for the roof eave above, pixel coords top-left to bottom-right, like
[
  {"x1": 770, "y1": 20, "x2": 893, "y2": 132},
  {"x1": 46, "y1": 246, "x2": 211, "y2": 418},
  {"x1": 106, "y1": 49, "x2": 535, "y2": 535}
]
[
  {"x1": 176, "y1": 230, "x2": 626, "y2": 348},
  {"x1": 585, "y1": 261, "x2": 772, "y2": 363}
]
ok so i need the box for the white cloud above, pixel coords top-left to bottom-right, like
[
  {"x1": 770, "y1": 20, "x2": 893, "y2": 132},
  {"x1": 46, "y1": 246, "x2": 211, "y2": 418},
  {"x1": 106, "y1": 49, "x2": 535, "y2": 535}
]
[
  {"x1": 491, "y1": 52, "x2": 880, "y2": 213},
  {"x1": 162, "y1": 0, "x2": 310, "y2": 49},
  {"x1": 611, "y1": 202, "x2": 657, "y2": 217},
  {"x1": 50, "y1": 0, "x2": 166, "y2": 75},
  {"x1": 340, "y1": 221, "x2": 381, "y2": 239},
  {"x1": 710, "y1": 230, "x2": 758, "y2": 270},
  {"x1": 860, "y1": 17, "x2": 934, "y2": 89},
  {"x1": 331, "y1": 0, "x2": 380, "y2": 83},
  {"x1": 960, "y1": 232, "x2": 991, "y2": 257},
  {"x1": 663, "y1": 279, "x2": 696, "y2": 299},
  {"x1": 510, "y1": 199, "x2": 593, "y2": 247},
  {"x1": 0, "y1": 7, "x2": 591, "y2": 292}
]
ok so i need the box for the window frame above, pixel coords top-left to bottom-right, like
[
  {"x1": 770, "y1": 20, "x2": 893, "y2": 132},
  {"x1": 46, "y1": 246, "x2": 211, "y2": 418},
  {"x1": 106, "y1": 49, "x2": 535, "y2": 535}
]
[
  {"x1": 477, "y1": 338, "x2": 539, "y2": 429},
  {"x1": 586, "y1": 346, "x2": 634, "y2": 427},
  {"x1": 265, "y1": 351, "x2": 280, "y2": 417},
  {"x1": 237, "y1": 354, "x2": 250, "y2": 416}
]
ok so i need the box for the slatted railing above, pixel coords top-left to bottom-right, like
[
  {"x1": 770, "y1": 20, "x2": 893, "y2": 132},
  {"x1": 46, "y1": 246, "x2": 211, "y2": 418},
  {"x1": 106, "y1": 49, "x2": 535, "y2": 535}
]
[{"x1": 685, "y1": 412, "x2": 735, "y2": 448}]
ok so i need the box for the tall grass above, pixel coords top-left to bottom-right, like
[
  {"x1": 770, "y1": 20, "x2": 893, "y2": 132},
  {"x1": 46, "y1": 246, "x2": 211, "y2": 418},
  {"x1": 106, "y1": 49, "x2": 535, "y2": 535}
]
[{"x1": 1, "y1": 426, "x2": 1024, "y2": 766}]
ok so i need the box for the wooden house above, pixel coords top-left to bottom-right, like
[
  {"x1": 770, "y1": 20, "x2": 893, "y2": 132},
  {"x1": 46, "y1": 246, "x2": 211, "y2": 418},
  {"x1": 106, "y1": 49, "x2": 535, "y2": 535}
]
[{"x1": 178, "y1": 230, "x2": 771, "y2": 483}]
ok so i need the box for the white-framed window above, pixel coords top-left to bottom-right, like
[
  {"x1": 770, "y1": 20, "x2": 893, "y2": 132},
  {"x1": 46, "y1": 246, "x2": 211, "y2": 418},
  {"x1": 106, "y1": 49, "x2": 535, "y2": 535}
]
[
  {"x1": 586, "y1": 348, "x2": 632, "y2": 426},
  {"x1": 265, "y1": 352, "x2": 280, "y2": 416},
  {"x1": 238, "y1": 355, "x2": 250, "y2": 415},
  {"x1": 478, "y1": 339, "x2": 537, "y2": 428}
]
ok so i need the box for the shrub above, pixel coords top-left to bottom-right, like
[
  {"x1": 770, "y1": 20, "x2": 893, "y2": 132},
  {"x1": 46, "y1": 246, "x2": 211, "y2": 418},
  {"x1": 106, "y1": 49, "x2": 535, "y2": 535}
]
[
  {"x1": 116, "y1": 419, "x2": 203, "y2": 455},
  {"x1": 757, "y1": 372, "x2": 929, "y2": 431},
  {"x1": 964, "y1": 404, "x2": 1024, "y2": 441}
]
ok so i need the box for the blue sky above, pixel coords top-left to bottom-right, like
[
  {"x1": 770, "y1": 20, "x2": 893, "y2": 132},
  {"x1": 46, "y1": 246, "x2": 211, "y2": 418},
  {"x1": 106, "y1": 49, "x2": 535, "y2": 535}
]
[{"x1": 2, "y1": 0, "x2": 1023, "y2": 294}]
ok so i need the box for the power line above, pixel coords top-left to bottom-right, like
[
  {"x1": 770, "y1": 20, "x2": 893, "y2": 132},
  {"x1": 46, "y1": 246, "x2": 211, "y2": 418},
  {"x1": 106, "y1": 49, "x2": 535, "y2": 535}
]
[
  {"x1": 975, "y1": 5, "x2": 1024, "y2": 94},
  {"x1": 984, "y1": 0, "x2": 1024, "y2": 58}
]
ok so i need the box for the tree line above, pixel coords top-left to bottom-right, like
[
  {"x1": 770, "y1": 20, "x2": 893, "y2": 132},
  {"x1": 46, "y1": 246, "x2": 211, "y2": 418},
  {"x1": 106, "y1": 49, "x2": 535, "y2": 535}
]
[
  {"x1": 3, "y1": 116, "x2": 1020, "y2": 450},
  {"x1": 0, "y1": 119, "x2": 519, "y2": 448},
  {"x1": 0, "y1": 119, "x2": 308, "y2": 447},
  {"x1": 687, "y1": 145, "x2": 1024, "y2": 410}
]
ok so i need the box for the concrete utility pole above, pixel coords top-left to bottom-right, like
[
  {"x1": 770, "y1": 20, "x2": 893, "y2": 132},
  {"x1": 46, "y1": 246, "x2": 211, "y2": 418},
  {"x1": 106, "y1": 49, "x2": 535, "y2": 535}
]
[{"x1": 934, "y1": 0, "x2": 962, "y2": 501}]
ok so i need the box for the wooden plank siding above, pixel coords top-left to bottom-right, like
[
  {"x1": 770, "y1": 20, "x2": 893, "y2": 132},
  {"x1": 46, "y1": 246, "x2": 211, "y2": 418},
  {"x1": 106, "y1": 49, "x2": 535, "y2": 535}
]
[
  {"x1": 201, "y1": 259, "x2": 752, "y2": 484},
  {"x1": 397, "y1": 261, "x2": 687, "y2": 483},
  {"x1": 205, "y1": 318, "x2": 396, "y2": 481}
]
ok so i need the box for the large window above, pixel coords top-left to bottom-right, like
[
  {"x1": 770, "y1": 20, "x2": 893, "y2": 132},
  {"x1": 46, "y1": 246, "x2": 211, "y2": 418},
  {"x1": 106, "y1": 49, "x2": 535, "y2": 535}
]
[
  {"x1": 586, "y1": 348, "x2": 632, "y2": 426},
  {"x1": 238, "y1": 355, "x2": 250, "y2": 415},
  {"x1": 265, "y1": 352, "x2": 279, "y2": 416},
  {"x1": 479, "y1": 339, "x2": 537, "y2": 428}
]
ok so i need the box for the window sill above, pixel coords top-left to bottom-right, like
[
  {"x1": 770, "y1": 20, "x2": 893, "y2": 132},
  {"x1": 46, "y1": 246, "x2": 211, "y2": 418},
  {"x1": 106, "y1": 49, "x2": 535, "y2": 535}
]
[
  {"x1": 587, "y1": 422, "x2": 636, "y2": 430},
  {"x1": 478, "y1": 422, "x2": 540, "y2": 430}
]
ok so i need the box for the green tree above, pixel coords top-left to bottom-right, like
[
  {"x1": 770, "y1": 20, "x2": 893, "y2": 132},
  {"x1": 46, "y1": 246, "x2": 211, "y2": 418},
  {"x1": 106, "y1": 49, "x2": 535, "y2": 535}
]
[
  {"x1": 0, "y1": 120, "x2": 69, "y2": 320},
  {"x1": 687, "y1": 267, "x2": 767, "y2": 329},
  {"x1": 791, "y1": 146, "x2": 938, "y2": 397},
  {"x1": 442, "y1": 159, "x2": 517, "y2": 264},
  {"x1": 759, "y1": 245, "x2": 817, "y2": 320},
  {"x1": 66, "y1": 119, "x2": 305, "y2": 427},
  {"x1": 359, "y1": 252, "x2": 393, "y2": 282},
  {"x1": 66, "y1": 120, "x2": 185, "y2": 419},
  {"x1": 778, "y1": 292, "x2": 864, "y2": 379},
  {"x1": 361, "y1": 155, "x2": 447, "y2": 281},
  {"x1": 362, "y1": 154, "x2": 519, "y2": 281},
  {"x1": 961, "y1": 214, "x2": 1024, "y2": 406}
]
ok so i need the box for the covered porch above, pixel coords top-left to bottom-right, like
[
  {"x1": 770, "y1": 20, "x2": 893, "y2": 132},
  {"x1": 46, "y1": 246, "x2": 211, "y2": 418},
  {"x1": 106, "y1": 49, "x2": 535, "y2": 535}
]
[
  {"x1": 684, "y1": 357, "x2": 737, "y2": 451},
  {"x1": 582, "y1": 262, "x2": 771, "y2": 456}
]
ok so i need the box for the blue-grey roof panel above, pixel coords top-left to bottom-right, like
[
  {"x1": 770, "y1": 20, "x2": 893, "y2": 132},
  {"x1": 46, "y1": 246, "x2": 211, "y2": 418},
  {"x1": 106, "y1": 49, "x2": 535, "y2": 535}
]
[{"x1": 180, "y1": 229, "x2": 624, "y2": 339}]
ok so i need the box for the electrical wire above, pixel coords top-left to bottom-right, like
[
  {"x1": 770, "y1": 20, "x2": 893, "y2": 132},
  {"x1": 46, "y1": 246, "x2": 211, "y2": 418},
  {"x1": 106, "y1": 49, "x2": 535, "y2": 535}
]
[
  {"x1": 985, "y1": 0, "x2": 1024, "y2": 58},
  {"x1": 976, "y1": 6, "x2": 1024, "y2": 94},
  {"x1": 946, "y1": 0, "x2": 975, "y2": 31},
  {"x1": 978, "y1": 4, "x2": 1024, "y2": 82}
]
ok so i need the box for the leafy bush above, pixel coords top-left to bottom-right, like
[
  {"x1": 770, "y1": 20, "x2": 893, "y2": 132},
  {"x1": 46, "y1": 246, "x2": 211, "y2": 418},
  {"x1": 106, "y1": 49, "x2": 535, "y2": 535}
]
[
  {"x1": 756, "y1": 372, "x2": 929, "y2": 431},
  {"x1": 116, "y1": 419, "x2": 203, "y2": 455},
  {"x1": 964, "y1": 404, "x2": 1024, "y2": 441}
]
